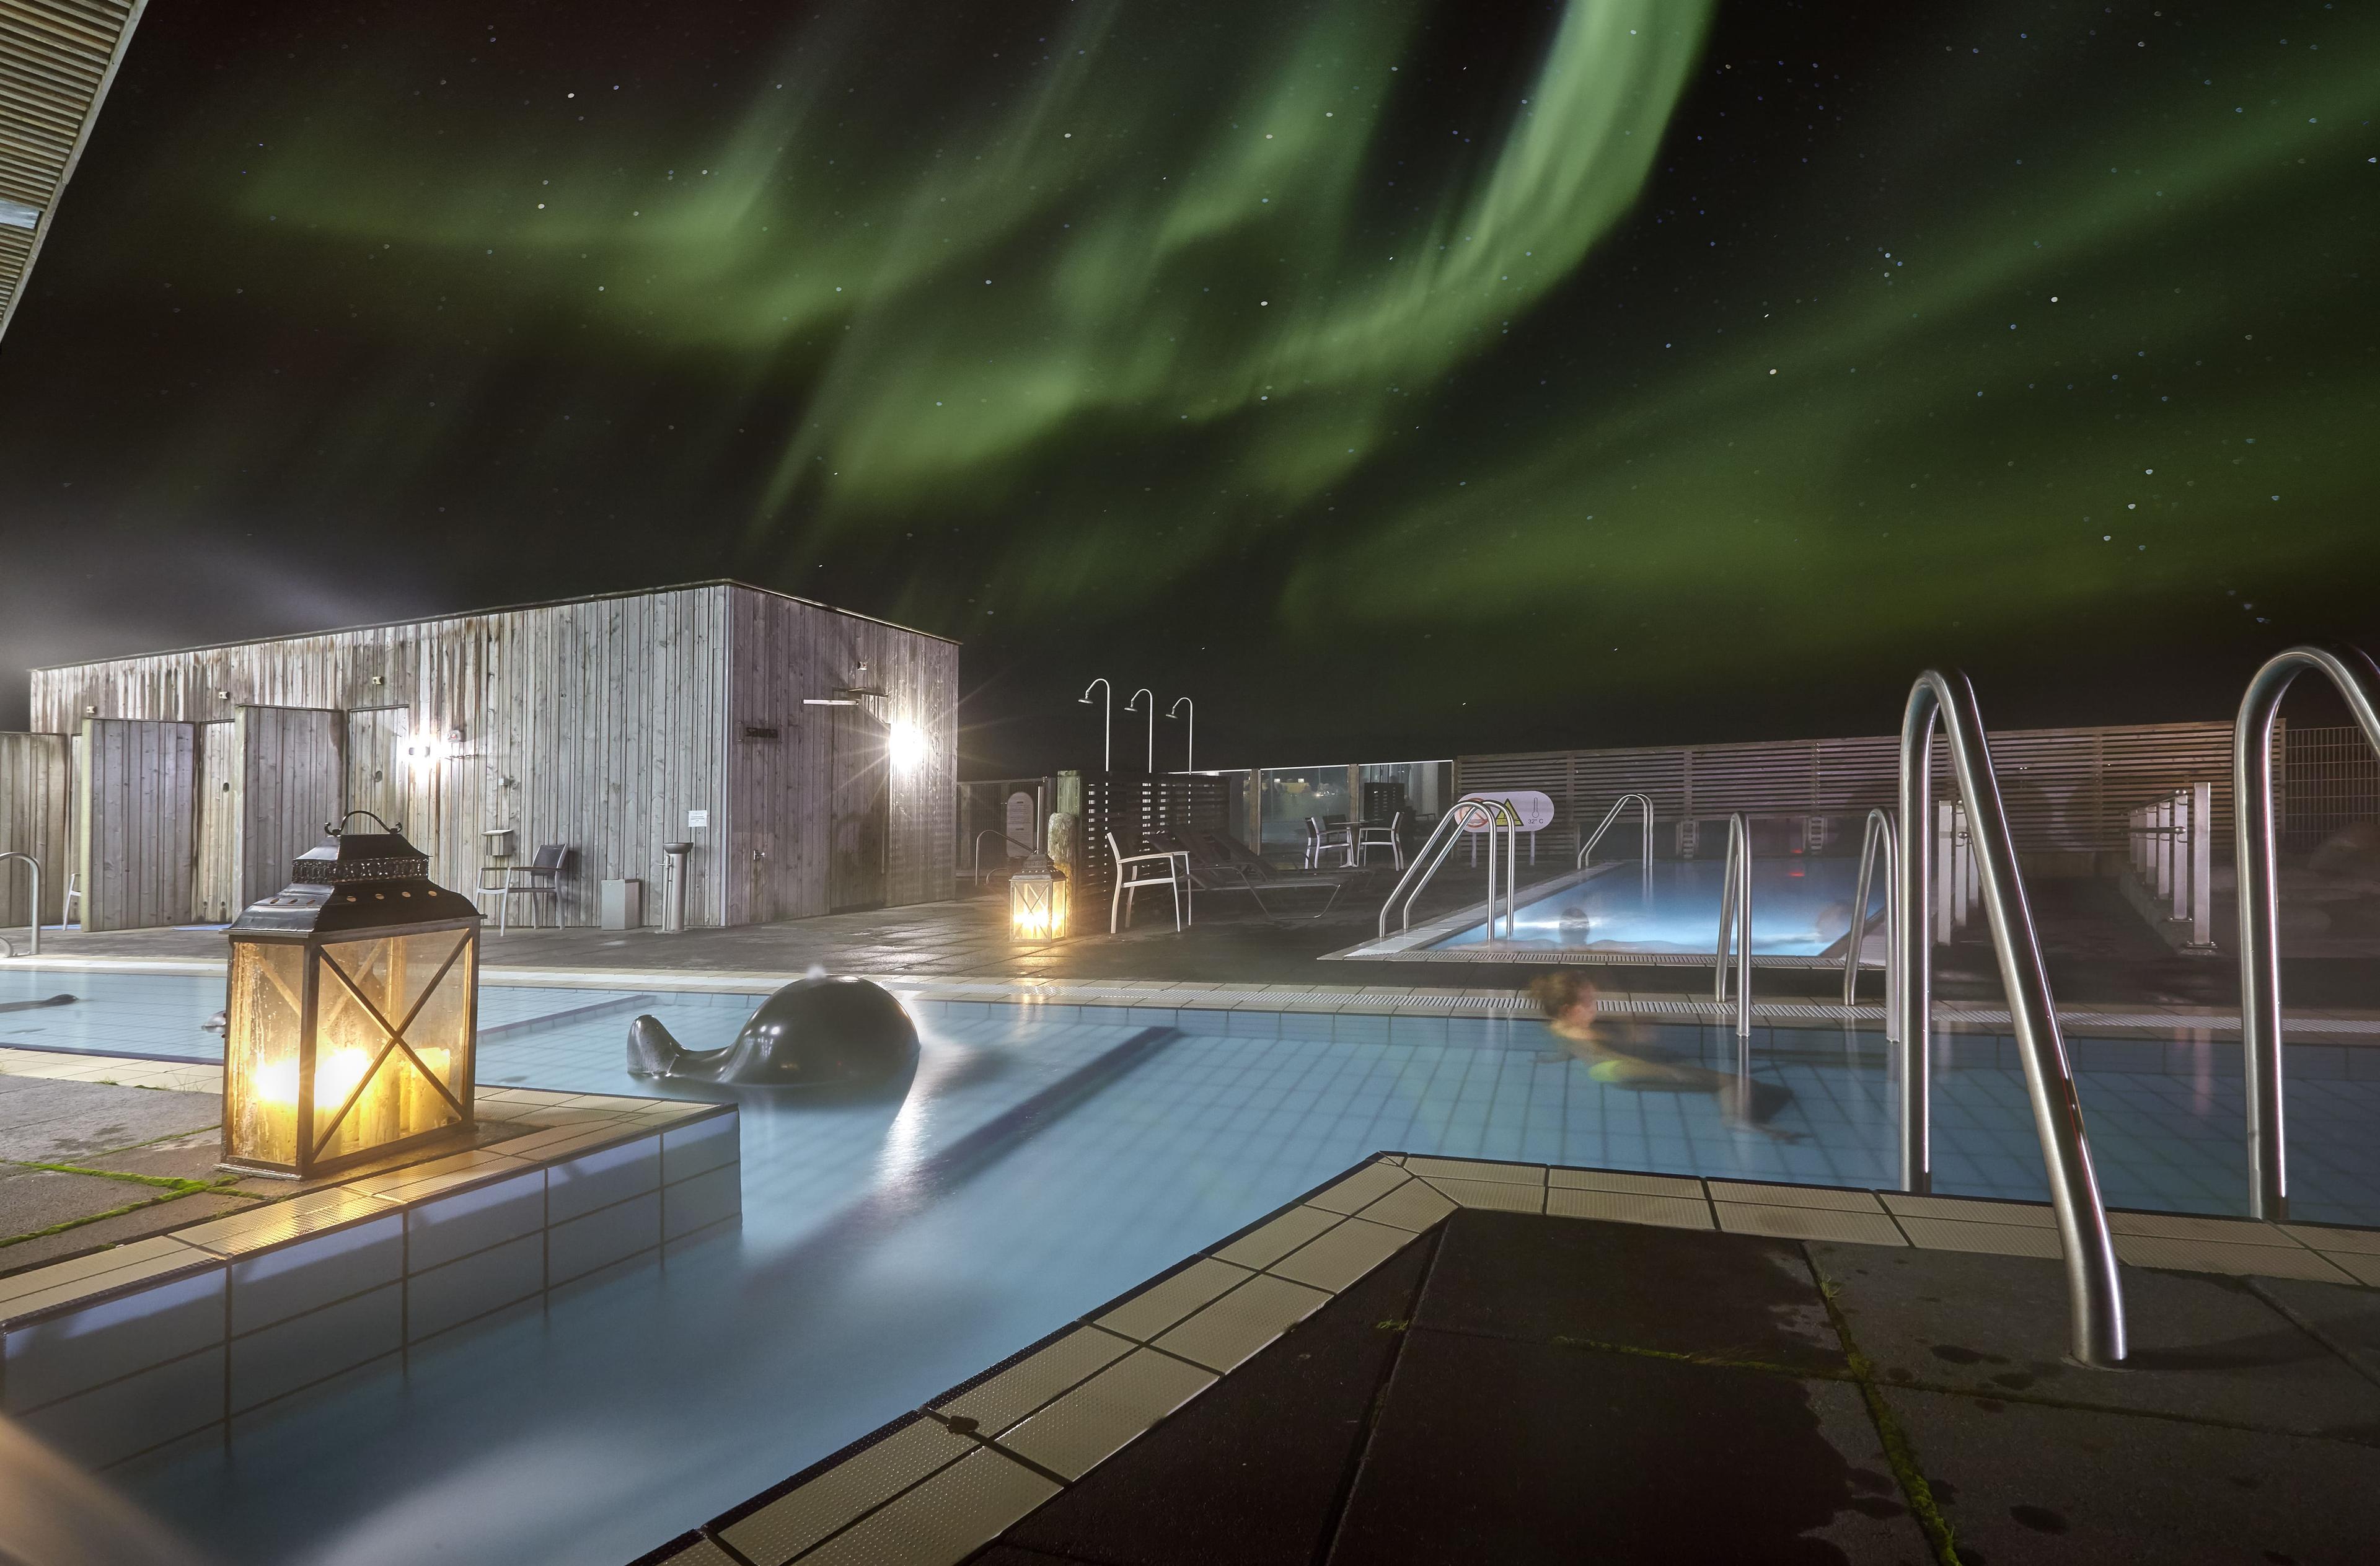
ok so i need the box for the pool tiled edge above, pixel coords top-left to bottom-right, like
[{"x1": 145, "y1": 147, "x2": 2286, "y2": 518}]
[
  {"x1": 631, "y1": 1155, "x2": 2380, "y2": 1566},
  {"x1": 21, "y1": 952, "x2": 2380, "y2": 1042},
  {"x1": 0, "y1": 1061, "x2": 739, "y2": 1471}
]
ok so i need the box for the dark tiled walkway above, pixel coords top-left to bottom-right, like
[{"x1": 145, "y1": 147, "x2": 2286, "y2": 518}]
[{"x1": 979, "y1": 1213, "x2": 2380, "y2": 1565}]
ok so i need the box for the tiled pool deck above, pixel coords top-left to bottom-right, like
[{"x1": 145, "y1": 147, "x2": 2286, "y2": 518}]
[{"x1": 641, "y1": 1154, "x2": 2380, "y2": 1566}]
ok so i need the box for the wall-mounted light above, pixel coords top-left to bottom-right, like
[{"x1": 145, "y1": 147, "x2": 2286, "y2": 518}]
[{"x1": 888, "y1": 719, "x2": 927, "y2": 773}]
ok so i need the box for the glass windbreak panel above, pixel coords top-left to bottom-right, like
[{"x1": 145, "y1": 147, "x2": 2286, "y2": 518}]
[
  {"x1": 1356, "y1": 761, "x2": 1450, "y2": 829},
  {"x1": 226, "y1": 941, "x2": 305, "y2": 1166},
  {"x1": 312, "y1": 930, "x2": 471, "y2": 1163}
]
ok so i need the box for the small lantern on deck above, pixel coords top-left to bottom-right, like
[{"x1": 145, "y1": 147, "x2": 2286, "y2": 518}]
[
  {"x1": 222, "y1": 812, "x2": 482, "y2": 1177},
  {"x1": 1008, "y1": 852, "x2": 1069, "y2": 939}
]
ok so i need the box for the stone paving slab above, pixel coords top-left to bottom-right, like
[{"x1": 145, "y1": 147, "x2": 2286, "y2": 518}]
[
  {"x1": 0, "y1": 1076, "x2": 219, "y2": 1163},
  {"x1": 1810, "y1": 1242, "x2": 2380, "y2": 1438},
  {"x1": 0, "y1": 1166, "x2": 177, "y2": 1238},
  {"x1": 1413, "y1": 1207, "x2": 1846, "y2": 1373},
  {"x1": 1333, "y1": 1330, "x2": 1925, "y2": 1565},
  {"x1": 1885, "y1": 1386, "x2": 2380, "y2": 1565}
]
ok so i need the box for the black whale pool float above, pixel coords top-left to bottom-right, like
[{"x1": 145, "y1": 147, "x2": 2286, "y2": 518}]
[{"x1": 625, "y1": 974, "x2": 920, "y2": 1091}]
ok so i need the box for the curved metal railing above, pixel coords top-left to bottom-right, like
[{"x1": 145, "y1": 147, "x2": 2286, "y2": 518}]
[
  {"x1": 1711, "y1": 814, "x2": 1752, "y2": 1039},
  {"x1": 2234, "y1": 643, "x2": 2380, "y2": 1221},
  {"x1": 0, "y1": 852, "x2": 38, "y2": 959},
  {"x1": 1898, "y1": 669, "x2": 2125, "y2": 1367},
  {"x1": 1843, "y1": 808, "x2": 1899, "y2": 1040},
  {"x1": 1576, "y1": 793, "x2": 1655, "y2": 905},
  {"x1": 972, "y1": 829, "x2": 1040, "y2": 886},
  {"x1": 1377, "y1": 798, "x2": 1519, "y2": 940}
]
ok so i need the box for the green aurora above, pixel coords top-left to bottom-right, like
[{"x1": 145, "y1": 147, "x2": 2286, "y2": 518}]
[{"x1": 2, "y1": 0, "x2": 2374, "y2": 760}]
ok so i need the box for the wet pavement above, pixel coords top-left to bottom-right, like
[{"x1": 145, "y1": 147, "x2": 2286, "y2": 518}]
[{"x1": 644, "y1": 1158, "x2": 2380, "y2": 1566}]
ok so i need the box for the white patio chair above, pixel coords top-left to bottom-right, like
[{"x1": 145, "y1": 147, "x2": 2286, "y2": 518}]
[
  {"x1": 478, "y1": 843, "x2": 569, "y2": 935},
  {"x1": 1305, "y1": 816, "x2": 1355, "y2": 870},
  {"x1": 1355, "y1": 811, "x2": 1404, "y2": 869},
  {"x1": 1108, "y1": 830, "x2": 1189, "y2": 934}
]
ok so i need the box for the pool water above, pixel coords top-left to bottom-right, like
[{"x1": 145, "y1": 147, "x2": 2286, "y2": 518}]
[
  {"x1": 1434, "y1": 858, "x2": 1880, "y2": 959},
  {"x1": 4, "y1": 967, "x2": 2377, "y2": 1564}
]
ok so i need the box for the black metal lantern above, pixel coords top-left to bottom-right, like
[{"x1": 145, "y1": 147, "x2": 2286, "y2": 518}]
[{"x1": 222, "y1": 812, "x2": 482, "y2": 1177}]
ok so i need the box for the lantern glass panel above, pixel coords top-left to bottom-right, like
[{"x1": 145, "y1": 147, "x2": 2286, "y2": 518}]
[
  {"x1": 226, "y1": 941, "x2": 306, "y2": 1167},
  {"x1": 311, "y1": 929, "x2": 475, "y2": 1166}
]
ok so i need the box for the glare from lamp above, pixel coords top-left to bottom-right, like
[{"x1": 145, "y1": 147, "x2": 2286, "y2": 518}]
[
  {"x1": 888, "y1": 719, "x2": 927, "y2": 773},
  {"x1": 400, "y1": 733, "x2": 446, "y2": 768}
]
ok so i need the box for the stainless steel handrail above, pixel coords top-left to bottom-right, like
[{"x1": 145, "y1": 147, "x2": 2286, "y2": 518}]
[
  {"x1": 1576, "y1": 793, "x2": 1655, "y2": 905},
  {"x1": 1844, "y1": 809, "x2": 1899, "y2": 1040},
  {"x1": 0, "y1": 853, "x2": 38, "y2": 959},
  {"x1": 1712, "y1": 814, "x2": 1752, "y2": 1039},
  {"x1": 1377, "y1": 798, "x2": 1515, "y2": 939},
  {"x1": 1898, "y1": 669, "x2": 2125, "y2": 1367},
  {"x1": 2234, "y1": 643, "x2": 2380, "y2": 1221},
  {"x1": 972, "y1": 829, "x2": 1041, "y2": 886}
]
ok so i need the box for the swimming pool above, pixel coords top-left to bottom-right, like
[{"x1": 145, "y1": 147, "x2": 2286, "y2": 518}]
[
  {"x1": 1339, "y1": 857, "x2": 1889, "y2": 966},
  {"x1": 4, "y1": 966, "x2": 2377, "y2": 1564}
]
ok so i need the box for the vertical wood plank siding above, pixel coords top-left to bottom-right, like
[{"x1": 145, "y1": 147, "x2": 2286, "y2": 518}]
[
  {"x1": 28, "y1": 583, "x2": 957, "y2": 929},
  {"x1": 232, "y1": 706, "x2": 343, "y2": 910},
  {"x1": 1457, "y1": 720, "x2": 2252, "y2": 859},
  {"x1": 721, "y1": 584, "x2": 958, "y2": 922},
  {"x1": 0, "y1": 731, "x2": 68, "y2": 924}
]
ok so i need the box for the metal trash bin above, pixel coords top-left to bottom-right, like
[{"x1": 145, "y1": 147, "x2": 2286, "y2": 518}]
[
  {"x1": 661, "y1": 843, "x2": 693, "y2": 934},
  {"x1": 601, "y1": 878, "x2": 645, "y2": 931}
]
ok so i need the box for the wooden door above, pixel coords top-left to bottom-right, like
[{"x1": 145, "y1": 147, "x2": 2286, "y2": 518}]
[
  {"x1": 192, "y1": 721, "x2": 237, "y2": 922},
  {"x1": 827, "y1": 705, "x2": 889, "y2": 913},
  {"x1": 76, "y1": 718, "x2": 198, "y2": 932},
  {"x1": 233, "y1": 706, "x2": 345, "y2": 912}
]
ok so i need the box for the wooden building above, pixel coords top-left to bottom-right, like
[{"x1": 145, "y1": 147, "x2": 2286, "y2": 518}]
[{"x1": 11, "y1": 582, "x2": 958, "y2": 932}]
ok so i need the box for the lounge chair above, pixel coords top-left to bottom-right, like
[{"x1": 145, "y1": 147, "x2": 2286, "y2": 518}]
[{"x1": 1161, "y1": 828, "x2": 1347, "y2": 919}]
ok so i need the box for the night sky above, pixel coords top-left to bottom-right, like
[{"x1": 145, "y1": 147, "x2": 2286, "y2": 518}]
[{"x1": 1, "y1": 0, "x2": 2371, "y2": 774}]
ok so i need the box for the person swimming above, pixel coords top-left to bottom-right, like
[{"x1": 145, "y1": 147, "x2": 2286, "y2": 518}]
[{"x1": 1526, "y1": 970, "x2": 1800, "y2": 1140}]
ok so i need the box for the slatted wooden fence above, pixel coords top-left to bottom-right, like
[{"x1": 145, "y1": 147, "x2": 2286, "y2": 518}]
[{"x1": 1459, "y1": 721, "x2": 2249, "y2": 862}]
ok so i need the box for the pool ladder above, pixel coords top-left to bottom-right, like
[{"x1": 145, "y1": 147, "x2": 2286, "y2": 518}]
[
  {"x1": 1575, "y1": 793, "x2": 1656, "y2": 904},
  {"x1": 2234, "y1": 644, "x2": 2380, "y2": 1221},
  {"x1": 1377, "y1": 798, "x2": 1522, "y2": 941},
  {"x1": 1712, "y1": 814, "x2": 1752, "y2": 1040},
  {"x1": 1897, "y1": 669, "x2": 2124, "y2": 1368},
  {"x1": 0, "y1": 853, "x2": 38, "y2": 959},
  {"x1": 1843, "y1": 809, "x2": 1900, "y2": 1042}
]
